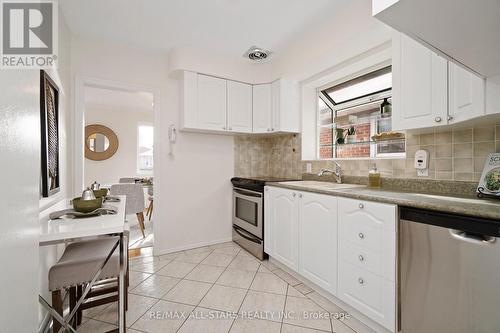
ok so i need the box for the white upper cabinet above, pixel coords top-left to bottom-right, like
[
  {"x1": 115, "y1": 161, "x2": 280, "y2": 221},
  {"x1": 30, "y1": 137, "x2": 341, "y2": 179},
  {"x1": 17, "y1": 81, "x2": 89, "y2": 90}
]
[
  {"x1": 252, "y1": 84, "x2": 272, "y2": 133},
  {"x1": 272, "y1": 79, "x2": 300, "y2": 133},
  {"x1": 227, "y1": 80, "x2": 253, "y2": 133},
  {"x1": 392, "y1": 32, "x2": 448, "y2": 131},
  {"x1": 448, "y1": 62, "x2": 485, "y2": 123},
  {"x1": 392, "y1": 32, "x2": 486, "y2": 131},
  {"x1": 299, "y1": 192, "x2": 338, "y2": 295},
  {"x1": 197, "y1": 74, "x2": 227, "y2": 131},
  {"x1": 180, "y1": 71, "x2": 300, "y2": 134},
  {"x1": 373, "y1": 0, "x2": 500, "y2": 77}
]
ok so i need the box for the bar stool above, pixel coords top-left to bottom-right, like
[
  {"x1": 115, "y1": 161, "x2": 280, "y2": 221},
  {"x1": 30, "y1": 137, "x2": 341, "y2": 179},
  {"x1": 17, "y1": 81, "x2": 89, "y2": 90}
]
[{"x1": 48, "y1": 236, "x2": 129, "y2": 332}]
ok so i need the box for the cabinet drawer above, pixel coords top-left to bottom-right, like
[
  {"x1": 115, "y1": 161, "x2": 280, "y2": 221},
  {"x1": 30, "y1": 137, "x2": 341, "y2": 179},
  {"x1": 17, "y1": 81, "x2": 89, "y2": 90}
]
[
  {"x1": 340, "y1": 240, "x2": 383, "y2": 278},
  {"x1": 338, "y1": 261, "x2": 395, "y2": 330},
  {"x1": 339, "y1": 217, "x2": 384, "y2": 252}
]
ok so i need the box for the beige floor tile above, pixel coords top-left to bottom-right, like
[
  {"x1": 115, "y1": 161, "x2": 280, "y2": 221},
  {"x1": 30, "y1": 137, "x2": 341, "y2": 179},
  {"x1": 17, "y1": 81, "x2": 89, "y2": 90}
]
[
  {"x1": 157, "y1": 251, "x2": 185, "y2": 261},
  {"x1": 230, "y1": 317, "x2": 281, "y2": 333},
  {"x1": 156, "y1": 261, "x2": 197, "y2": 278},
  {"x1": 332, "y1": 319, "x2": 357, "y2": 333},
  {"x1": 174, "y1": 251, "x2": 211, "y2": 264},
  {"x1": 287, "y1": 285, "x2": 307, "y2": 298},
  {"x1": 238, "y1": 290, "x2": 286, "y2": 323},
  {"x1": 306, "y1": 292, "x2": 346, "y2": 314},
  {"x1": 213, "y1": 246, "x2": 241, "y2": 255},
  {"x1": 283, "y1": 296, "x2": 332, "y2": 332},
  {"x1": 228, "y1": 256, "x2": 261, "y2": 272},
  {"x1": 129, "y1": 259, "x2": 171, "y2": 274},
  {"x1": 260, "y1": 260, "x2": 278, "y2": 271},
  {"x1": 201, "y1": 252, "x2": 236, "y2": 267},
  {"x1": 199, "y1": 284, "x2": 247, "y2": 312},
  {"x1": 77, "y1": 318, "x2": 117, "y2": 332},
  {"x1": 177, "y1": 306, "x2": 234, "y2": 333},
  {"x1": 250, "y1": 272, "x2": 288, "y2": 295},
  {"x1": 82, "y1": 303, "x2": 111, "y2": 319},
  {"x1": 163, "y1": 279, "x2": 212, "y2": 306},
  {"x1": 339, "y1": 316, "x2": 376, "y2": 333},
  {"x1": 258, "y1": 264, "x2": 272, "y2": 273},
  {"x1": 185, "y1": 264, "x2": 226, "y2": 283},
  {"x1": 294, "y1": 283, "x2": 314, "y2": 295},
  {"x1": 216, "y1": 268, "x2": 256, "y2": 289},
  {"x1": 93, "y1": 293, "x2": 158, "y2": 325},
  {"x1": 281, "y1": 323, "x2": 329, "y2": 333},
  {"x1": 132, "y1": 274, "x2": 180, "y2": 298},
  {"x1": 236, "y1": 249, "x2": 256, "y2": 259},
  {"x1": 131, "y1": 300, "x2": 194, "y2": 333},
  {"x1": 129, "y1": 271, "x2": 152, "y2": 288},
  {"x1": 273, "y1": 269, "x2": 301, "y2": 286},
  {"x1": 129, "y1": 255, "x2": 156, "y2": 265}
]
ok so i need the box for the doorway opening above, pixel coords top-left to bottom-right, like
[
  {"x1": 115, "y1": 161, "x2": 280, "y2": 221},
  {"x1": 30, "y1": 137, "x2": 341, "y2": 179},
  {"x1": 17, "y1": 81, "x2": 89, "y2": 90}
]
[{"x1": 76, "y1": 79, "x2": 159, "y2": 250}]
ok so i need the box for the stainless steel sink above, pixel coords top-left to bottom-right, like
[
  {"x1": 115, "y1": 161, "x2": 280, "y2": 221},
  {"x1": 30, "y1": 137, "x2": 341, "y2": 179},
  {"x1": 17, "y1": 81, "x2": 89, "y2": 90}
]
[{"x1": 279, "y1": 181, "x2": 364, "y2": 190}]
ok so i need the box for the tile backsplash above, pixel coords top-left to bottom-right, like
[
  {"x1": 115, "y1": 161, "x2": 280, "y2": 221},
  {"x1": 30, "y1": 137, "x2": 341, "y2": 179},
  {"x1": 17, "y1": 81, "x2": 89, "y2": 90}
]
[
  {"x1": 234, "y1": 125, "x2": 500, "y2": 182},
  {"x1": 234, "y1": 134, "x2": 302, "y2": 179}
]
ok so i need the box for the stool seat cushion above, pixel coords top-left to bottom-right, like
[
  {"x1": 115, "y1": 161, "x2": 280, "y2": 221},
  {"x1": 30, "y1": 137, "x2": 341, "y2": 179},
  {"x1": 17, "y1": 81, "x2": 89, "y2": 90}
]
[{"x1": 49, "y1": 237, "x2": 127, "y2": 291}]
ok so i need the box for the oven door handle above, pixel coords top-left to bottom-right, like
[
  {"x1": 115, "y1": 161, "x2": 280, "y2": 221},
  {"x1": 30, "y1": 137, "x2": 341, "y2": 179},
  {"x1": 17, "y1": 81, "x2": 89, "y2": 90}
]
[
  {"x1": 233, "y1": 226, "x2": 261, "y2": 244},
  {"x1": 234, "y1": 188, "x2": 262, "y2": 198}
]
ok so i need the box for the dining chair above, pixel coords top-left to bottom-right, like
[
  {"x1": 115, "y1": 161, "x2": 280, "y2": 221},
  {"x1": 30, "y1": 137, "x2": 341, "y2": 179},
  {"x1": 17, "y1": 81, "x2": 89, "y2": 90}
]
[
  {"x1": 110, "y1": 183, "x2": 146, "y2": 237},
  {"x1": 119, "y1": 177, "x2": 136, "y2": 183},
  {"x1": 48, "y1": 236, "x2": 129, "y2": 332},
  {"x1": 146, "y1": 185, "x2": 153, "y2": 221}
]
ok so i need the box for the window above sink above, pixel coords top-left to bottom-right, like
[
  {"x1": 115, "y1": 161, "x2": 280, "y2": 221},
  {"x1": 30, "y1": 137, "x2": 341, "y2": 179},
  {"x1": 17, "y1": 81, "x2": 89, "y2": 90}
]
[{"x1": 317, "y1": 65, "x2": 406, "y2": 160}]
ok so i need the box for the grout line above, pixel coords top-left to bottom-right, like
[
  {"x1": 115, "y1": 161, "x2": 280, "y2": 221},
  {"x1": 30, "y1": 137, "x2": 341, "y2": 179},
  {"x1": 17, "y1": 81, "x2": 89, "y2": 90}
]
[{"x1": 279, "y1": 284, "x2": 289, "y2": 333}]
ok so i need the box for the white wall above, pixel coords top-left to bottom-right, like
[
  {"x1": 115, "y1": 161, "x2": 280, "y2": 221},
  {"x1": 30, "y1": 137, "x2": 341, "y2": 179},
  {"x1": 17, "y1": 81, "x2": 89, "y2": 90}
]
[{"x1": 84, "y1": 105, "x2": 153, "y2": 185}]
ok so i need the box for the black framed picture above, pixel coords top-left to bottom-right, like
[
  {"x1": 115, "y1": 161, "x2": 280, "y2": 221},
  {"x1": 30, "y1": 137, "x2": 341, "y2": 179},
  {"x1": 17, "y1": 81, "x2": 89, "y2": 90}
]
[{"x1": 40, "y1": 70, "x2": 60, "y2": 197}]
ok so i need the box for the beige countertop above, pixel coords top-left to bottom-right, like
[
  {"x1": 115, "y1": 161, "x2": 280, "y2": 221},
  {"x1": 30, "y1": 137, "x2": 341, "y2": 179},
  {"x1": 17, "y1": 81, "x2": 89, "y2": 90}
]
[{"x1": 267, "y1": 181, "x2": 500, "y2": 220}]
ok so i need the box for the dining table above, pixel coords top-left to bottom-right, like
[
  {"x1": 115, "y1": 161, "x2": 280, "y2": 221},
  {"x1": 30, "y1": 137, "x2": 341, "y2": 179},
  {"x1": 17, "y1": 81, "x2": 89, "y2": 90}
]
[{"x1": 39, "y1": 195, "x2": 127, "y2": 333}]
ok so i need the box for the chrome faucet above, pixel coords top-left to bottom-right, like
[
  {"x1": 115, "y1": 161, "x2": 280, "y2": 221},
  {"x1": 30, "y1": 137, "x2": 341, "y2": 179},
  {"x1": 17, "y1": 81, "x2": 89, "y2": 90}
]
[{"x1": 318, "y1": 162, "x2": 342, "y2": 183}]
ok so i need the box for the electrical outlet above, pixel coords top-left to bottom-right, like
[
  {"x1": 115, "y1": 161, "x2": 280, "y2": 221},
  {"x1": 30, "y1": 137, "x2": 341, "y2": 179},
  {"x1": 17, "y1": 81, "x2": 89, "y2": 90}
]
[{"x1": 417, "y1": 169, "x2": 429, "y2": 177}]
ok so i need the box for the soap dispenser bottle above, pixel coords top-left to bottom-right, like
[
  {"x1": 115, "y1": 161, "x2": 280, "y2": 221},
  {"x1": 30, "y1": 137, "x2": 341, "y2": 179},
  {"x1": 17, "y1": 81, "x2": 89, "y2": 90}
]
[{"x1": 368, "y1": 164, "x2": 381, "y2": 188}]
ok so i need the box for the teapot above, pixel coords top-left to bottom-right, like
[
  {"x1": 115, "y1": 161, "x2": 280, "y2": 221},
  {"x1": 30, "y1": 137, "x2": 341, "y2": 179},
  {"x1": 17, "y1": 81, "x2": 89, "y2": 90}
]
[{"x1": 81, "y1": 187, "x2": 97, "y2": 201}]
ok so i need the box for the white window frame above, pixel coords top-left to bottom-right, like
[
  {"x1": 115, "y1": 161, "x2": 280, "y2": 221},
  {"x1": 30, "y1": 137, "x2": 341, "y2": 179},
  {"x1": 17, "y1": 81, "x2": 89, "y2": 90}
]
[
  {"x1": 316, "y1": 67, "x2": 405, "y2": 160},
  {"x1": 137, "y1": 122, "x2": 154, "y2": 175}
]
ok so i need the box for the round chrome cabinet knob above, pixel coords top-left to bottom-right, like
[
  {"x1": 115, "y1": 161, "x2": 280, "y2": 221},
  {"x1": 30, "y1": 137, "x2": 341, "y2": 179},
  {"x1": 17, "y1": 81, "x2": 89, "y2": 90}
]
[
  {"x1": 292, "y1": 192, "x2": 296, "y2": 197},
  {"x1": 434, "y1": 116, "x2": 442, "y2": 123},
  {"x1": 358, "y1": 278, "x2": 364, "y2": 285},
  {"x1": 358, "y1": 255, "x2": 364, "y2": 262},
  {"x1": 298, "y1": 193, "x2": 303, "y2": 198},
  {"x1": 358, "y1": 232, "x2": 365, "y2": 239},
  {"x1": 359, "y1": 203, "x2": 364, "y2": 209}
]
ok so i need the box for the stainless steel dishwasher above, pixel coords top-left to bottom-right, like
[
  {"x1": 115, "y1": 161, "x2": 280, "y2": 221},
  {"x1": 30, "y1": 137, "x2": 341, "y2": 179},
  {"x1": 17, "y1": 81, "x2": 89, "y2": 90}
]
[{"x1": 399, "y1": 207, "x2": 500, "y2": 333}]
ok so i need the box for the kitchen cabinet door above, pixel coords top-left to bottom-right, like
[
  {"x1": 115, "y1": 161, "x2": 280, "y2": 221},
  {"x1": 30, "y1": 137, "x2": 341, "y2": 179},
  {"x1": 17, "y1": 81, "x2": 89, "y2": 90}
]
[
  {"x1": 271, "y1": 79, "x2": 300, "y2": 133},
  {"x1": 267, "y1": 187, "x2": 299, "y2": 271},
  {"x1": 448, "y1": 62, "x2": 485, "y2": 124},
  {"x1": 197, "y1": 74, "x2": 227, "y2": 131},
  {"x1": 252, "y1": 84, "x2": 272, "y2": 133},
  {"x1": 392, "y1": 32, "x2": 448, "y2": 130},
  {"x1": 227, "y1": 80, "x2": 253, "y2": 133},
  {"x1": 299, "y1": 192, "x2": 338, "y2": 295}
]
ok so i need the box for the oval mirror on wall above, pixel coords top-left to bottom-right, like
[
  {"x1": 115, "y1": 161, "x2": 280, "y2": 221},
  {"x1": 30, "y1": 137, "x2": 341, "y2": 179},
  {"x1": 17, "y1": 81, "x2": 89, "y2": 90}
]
[{"x1": 85, "y1": 124, "x2": 119, "y2": 161}]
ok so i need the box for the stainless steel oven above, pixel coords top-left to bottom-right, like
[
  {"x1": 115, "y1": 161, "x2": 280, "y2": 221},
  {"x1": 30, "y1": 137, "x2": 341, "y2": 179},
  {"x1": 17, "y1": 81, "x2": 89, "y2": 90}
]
[{"x1": 232, "y1": 187, "x2": 263, "y2": 239}]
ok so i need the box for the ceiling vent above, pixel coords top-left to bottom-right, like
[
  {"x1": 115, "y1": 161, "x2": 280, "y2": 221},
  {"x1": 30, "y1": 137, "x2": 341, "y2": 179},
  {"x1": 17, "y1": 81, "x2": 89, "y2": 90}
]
[{"x1": 243, "y1": 46, "x2": 272, "y2": 62}]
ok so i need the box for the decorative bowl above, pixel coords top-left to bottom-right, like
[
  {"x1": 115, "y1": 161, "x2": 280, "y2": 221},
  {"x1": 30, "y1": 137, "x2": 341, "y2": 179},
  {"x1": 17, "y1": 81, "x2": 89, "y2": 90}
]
[
  {"x1": 72, "y1": 197, "x2": 103, "y2": 213},
  {"x1": 93, "y1": 188, "x2": 108, "y2": 198}
]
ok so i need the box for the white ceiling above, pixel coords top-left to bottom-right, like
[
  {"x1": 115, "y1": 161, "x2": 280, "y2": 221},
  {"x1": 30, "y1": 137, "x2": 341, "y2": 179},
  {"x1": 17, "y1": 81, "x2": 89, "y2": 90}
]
[
  {"x1": 60, "y1": 0, "x2": 347, "y2": 58},
  {"x1": 84, "y1": 86, "x2": 154, "y2": 112}
]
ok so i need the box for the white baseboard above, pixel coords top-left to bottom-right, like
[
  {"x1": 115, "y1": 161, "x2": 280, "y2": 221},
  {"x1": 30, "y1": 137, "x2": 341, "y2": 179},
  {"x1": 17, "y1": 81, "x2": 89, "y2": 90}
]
[{"x1": 154, "y1": 237, "x2": 233, "y2": 256}]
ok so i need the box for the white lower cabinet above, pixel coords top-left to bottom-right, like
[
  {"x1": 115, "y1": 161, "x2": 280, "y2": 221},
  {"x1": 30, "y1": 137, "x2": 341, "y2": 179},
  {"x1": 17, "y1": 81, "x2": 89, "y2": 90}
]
[
  {"x1": 265, "y1": 187, "x2": 397, "y2": 332},
  {"x1": 337, "y1": 198, "x2": 396, "y2": 332},
  {"x1": 265, "y1": 187, "x2": 299, "y2": 271},
  {"x1": 299, "y1": 192, "x2": 337, "y2": 294}
]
